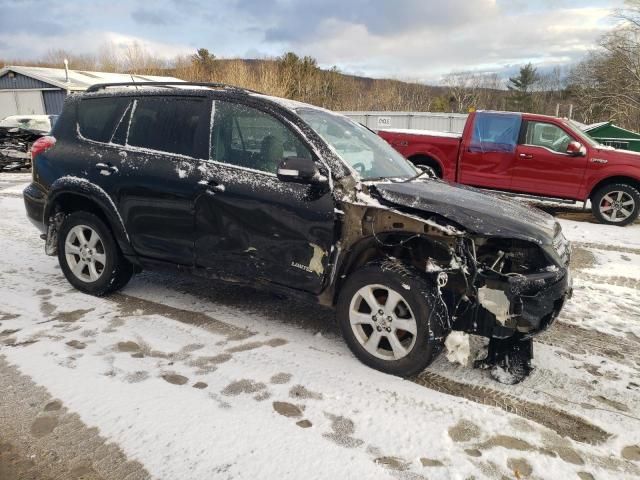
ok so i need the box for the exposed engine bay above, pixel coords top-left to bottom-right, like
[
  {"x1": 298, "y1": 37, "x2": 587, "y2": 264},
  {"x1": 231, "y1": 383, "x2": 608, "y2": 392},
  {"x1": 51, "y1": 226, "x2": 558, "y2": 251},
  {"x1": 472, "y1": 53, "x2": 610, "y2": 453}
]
[{"x1": 330, "y1": 178, "x2": 573, "y2": 383}]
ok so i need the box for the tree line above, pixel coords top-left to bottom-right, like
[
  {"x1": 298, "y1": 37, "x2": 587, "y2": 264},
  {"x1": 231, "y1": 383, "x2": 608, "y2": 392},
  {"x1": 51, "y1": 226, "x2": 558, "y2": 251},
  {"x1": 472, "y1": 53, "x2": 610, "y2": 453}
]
[{"x1": 2, "y1": 1, "x2": 639, "y2": 130}]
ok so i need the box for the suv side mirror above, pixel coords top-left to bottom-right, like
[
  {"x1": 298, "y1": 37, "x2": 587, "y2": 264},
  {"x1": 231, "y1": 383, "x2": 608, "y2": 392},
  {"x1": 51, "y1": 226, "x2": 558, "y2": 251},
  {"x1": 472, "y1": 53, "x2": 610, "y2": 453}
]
[
  {"x1": 566, "y1": 141, "x2": 586, "y2": 157},
  {"x1": 277, "y1": 157, "x2": 327, "y2": 185}
]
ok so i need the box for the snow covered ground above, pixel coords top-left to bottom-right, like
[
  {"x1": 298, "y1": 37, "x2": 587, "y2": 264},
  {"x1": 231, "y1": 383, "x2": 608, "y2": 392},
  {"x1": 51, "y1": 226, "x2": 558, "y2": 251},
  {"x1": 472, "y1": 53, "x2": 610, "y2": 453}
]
[{"x1": 1, "y1": 172, "x2": 640, "y2": 479}]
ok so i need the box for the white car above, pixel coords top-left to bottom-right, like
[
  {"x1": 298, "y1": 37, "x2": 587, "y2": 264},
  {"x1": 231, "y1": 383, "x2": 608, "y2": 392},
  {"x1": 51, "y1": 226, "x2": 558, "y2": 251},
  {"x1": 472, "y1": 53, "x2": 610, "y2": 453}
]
[{"x1": 0, "y1": 114, "x2": 58, "y2": 134}]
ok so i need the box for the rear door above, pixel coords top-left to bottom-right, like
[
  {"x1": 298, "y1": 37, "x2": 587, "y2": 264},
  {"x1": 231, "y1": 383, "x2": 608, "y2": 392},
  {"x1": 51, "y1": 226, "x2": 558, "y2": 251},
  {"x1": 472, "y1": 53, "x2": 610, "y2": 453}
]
[
  {"x1": 116, "y1": 95, "x2": 210, "y2": 264},
  {"x1": 77, "y1": 94, "x2": 210, "y2": 265},
  {"x1": 511, "y1": 120, "x2": 587, "y2": 198},
  {"x1": 194, "y1": 99, "x2": 335, "y2": 294},
  {"x1": 458, "y1": 112, "x2": 521, "y2": 189}
]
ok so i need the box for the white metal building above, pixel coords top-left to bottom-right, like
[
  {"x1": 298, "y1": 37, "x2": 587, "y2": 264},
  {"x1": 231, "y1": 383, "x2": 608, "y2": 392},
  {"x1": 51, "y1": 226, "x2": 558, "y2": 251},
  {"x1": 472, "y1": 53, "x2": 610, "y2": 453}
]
[
  {"x1": 339, "y1": 111, "x2": 469, "y2": 133},
  {"x1": 0, "y1": 65, "x2": 183, "y2": 120}
]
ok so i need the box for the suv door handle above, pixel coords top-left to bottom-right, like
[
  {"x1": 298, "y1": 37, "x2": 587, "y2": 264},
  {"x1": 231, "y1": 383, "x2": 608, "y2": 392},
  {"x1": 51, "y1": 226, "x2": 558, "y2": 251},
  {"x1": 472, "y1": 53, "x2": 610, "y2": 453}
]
[
  {"x1": 519, "y1": 153, "x2": 533, "y2": 159},
  {"x1": 95, "y1": 162, "x2": 118, "y2": 175},
  {"x1": 198, "y1": 180, "x2": 226, "y2": 194}
]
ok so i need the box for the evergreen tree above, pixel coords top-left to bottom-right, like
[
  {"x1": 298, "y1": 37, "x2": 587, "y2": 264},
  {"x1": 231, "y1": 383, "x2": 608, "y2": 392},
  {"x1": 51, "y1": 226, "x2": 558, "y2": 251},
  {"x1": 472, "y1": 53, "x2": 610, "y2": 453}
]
[
  {"x1": 191, "y1": 48, "x2": 216, "y2": 80},
  {"x1": 508, "y1": 63, "x2": 539, "y2": 111}
]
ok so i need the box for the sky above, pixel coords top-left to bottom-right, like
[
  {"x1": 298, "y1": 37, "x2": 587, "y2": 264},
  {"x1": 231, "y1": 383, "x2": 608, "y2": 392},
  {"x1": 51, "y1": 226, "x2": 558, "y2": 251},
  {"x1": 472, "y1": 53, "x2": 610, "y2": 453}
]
[{"x1": 0, "y1": 0, "x2": 625, "y2": 83}]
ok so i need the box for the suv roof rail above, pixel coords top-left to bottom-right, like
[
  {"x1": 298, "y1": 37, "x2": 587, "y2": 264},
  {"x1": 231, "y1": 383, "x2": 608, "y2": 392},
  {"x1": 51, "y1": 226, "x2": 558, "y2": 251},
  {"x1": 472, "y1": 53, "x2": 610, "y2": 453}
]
[{"x1": 85, "y1": 81, "x2": 261, "y2": 94}]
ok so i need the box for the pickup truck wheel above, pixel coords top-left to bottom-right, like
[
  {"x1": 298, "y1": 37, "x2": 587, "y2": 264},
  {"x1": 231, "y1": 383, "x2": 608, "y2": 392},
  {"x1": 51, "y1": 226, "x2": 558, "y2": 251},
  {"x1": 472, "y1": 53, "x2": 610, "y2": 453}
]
[
  {"x1": 337, "y1": 261, "x2": 445, "y2": 377},
  {"x1": 591, "y1": 183, "x2": 640, "y2": 226},
  {"x1": 57, "y1": 211, "x2": 133, "y2": 296}
]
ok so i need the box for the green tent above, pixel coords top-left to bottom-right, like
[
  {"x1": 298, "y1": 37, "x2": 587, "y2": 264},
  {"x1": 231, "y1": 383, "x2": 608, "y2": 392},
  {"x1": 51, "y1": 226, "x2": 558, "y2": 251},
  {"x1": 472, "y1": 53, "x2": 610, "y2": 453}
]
[{"x1": 582, "y1": 121, "x2": 640, "y2": 152}]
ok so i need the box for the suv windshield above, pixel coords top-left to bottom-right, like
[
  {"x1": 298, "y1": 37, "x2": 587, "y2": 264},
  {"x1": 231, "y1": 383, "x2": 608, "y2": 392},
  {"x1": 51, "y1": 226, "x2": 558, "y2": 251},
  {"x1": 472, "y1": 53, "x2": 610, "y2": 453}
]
[{"x1": 296, "y1": 108, "x2": 417, "y2": 180}]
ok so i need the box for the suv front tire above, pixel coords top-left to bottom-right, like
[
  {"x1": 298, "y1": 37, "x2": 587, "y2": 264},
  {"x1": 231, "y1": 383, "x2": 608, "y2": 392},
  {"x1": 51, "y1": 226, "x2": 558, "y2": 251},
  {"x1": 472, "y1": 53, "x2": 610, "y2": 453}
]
[
  {"x1": 336, "y1": 261, "x2": 445, "y2": 377},
  {"x1": 57, "y1": 211, "x2": 134, "y2": 296}
]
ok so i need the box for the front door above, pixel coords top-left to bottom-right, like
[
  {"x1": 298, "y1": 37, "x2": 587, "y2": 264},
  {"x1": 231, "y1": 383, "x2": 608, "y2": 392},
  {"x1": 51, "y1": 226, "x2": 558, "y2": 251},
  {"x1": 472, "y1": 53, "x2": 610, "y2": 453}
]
[
  {"x1": 194, "y1": 100, "x2": 335, "y2": 294},
  {"x1": 511, "y1": 120, "x2": 588, "y2": 198}
]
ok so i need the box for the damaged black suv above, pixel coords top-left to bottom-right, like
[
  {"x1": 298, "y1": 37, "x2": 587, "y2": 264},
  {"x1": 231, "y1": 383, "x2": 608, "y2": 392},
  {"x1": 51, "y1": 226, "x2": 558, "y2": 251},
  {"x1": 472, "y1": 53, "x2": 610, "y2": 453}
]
[{"x1": 24, "y1": 82, "x2": 572, "y2": 382}]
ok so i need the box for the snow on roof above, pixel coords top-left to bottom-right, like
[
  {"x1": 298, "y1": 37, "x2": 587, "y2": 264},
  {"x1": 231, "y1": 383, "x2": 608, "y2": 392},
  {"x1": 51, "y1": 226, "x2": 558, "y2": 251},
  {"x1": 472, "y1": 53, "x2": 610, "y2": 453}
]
[
  {"x1": 249, "y1": 92, "x2": 339, "y2": 115},
  {"x1": 582, "y1": 121, "x2": 611, "y2": 132},
  {"x1": 0, "y1": 65, "x2": 184, "y2": 91}
]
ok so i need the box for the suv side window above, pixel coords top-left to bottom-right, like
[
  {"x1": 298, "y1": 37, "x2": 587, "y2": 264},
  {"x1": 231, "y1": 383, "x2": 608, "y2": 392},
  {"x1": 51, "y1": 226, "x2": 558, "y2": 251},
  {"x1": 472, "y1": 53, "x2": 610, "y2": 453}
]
[
  {"x1": 128, "y1": 96, "x2": 210, "y2": 158},
  {"x1": 523, "y1": 121, "x2": 572, "y2": 153},
  {"x1": 211, "y1": 101, "x2": 311, "y2": 174},
  {"x1": 77, "y1": 97, "x2": 131, "y2": 143}
]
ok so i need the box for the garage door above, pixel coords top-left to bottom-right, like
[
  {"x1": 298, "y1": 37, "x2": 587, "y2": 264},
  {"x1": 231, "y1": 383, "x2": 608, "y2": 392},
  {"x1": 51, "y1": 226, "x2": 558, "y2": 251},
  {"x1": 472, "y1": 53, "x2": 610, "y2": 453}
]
[
  {"x1": 15, "y1": 91, "x2": 45, "y2": 115},
  {"x1": 0, "y1": 91, "x2": 45, "y2": 120},
  {"x1": 0, "y1": 91, "x2": 18, "y2": 120}
]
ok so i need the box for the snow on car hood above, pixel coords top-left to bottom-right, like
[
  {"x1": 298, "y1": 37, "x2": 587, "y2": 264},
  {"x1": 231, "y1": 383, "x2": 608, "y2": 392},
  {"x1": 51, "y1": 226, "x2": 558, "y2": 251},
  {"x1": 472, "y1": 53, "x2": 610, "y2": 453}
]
[
  {"x1": 593, "y1": 146, "x2": 640, "y2": 163},
  {"x1": 370, "y1": 179, "x2": 559, "y2": 244}
]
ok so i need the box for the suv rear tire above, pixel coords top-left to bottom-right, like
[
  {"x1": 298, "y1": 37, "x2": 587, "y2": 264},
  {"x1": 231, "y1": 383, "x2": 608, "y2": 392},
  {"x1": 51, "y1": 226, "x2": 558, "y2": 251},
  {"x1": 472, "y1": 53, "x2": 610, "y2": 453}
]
[
  {"x1": 591, "y1": 183, "x2": 640, "y2": 226},
  {"x1": 336, "y1": 261, "x2": 446, "y2": 377},
  {"x1": 57, "y1": 211, "x2": 134, "y2": 296}
]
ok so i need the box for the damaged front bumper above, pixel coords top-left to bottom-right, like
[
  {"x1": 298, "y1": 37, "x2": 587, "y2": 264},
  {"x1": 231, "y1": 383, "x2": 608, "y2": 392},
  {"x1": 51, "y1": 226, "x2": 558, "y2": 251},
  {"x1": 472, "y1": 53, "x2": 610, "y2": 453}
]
[{"x1": 454, "y1": 267, "x2": 573, "y2": 339}]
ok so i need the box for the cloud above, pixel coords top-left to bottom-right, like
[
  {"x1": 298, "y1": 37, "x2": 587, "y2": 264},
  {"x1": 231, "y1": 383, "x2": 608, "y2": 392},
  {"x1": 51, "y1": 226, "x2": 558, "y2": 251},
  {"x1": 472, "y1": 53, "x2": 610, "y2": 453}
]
[
  {"x1": 0, "y1": 0, "x2": 68, "y2": 36},
  {"x1": 131, "y1": 8, "x2": 171, "y2": 25},
  {"x1": 0, "y1": 29, "x2": 193, "y2": 63},
  {"x1": 233, "y1": 0, "x2": 496, "y2": 42},
  {"x1": 0, "y1": 0, "x2": 622, "y2": 82},
  {"x1": 264, "y1": 4, "x2": 616, "y2": 82}
]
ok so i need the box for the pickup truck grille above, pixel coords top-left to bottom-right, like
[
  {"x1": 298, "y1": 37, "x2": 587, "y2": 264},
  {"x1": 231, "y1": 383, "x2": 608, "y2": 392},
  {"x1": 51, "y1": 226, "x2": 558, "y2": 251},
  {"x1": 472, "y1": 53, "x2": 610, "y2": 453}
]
[{"x1": 553, "y1": 231, "x2": 571, "y2": 267}]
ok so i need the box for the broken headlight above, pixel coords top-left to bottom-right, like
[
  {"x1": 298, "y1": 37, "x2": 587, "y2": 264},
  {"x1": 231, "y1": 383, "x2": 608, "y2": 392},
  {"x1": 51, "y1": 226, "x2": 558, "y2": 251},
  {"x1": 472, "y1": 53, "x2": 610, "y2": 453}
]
[{"x1": 476, "y1": 239, "x2": 552, "y2": 275}]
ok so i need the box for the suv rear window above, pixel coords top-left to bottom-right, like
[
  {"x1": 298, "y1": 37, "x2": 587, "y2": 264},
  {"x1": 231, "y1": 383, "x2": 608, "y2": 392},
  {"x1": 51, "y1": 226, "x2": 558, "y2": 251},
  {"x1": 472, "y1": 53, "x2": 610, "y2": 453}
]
[
  {"x1": 77, "y1": 97, "x2": 131, "y2": 143},
  {"x1": 127, "y1": 97, "x2": 210, "y2": 158}
]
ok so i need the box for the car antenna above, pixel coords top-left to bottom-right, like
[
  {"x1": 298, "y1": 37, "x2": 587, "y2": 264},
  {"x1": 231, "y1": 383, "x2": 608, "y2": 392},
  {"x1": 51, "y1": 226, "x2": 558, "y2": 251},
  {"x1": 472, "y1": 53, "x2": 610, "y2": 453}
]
[{"x1": 129, "y1": 73, "x2": 139, "y2": 91}]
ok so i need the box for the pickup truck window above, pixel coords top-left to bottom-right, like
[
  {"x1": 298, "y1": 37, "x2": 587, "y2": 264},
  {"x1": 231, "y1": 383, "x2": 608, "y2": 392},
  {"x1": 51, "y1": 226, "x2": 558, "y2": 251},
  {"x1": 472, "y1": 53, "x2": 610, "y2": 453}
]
[
  {"x1": 296, "y1": 108, "x2": 417, "y2": 180},
  {"x1": 470, "y1": 112, "x2": 521, "y2": 153},
  {"x1": 523, "y1": 121, "x2": 572, "y2": 153}
]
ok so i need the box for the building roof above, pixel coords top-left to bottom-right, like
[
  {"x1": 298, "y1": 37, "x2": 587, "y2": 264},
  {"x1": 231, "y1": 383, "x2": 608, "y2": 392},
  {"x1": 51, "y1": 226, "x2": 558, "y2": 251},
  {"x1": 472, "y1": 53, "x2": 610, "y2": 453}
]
[
  {"x1": 582, "y1": 121, "x2": 640, "y2": 139},
  {"x1": 0, "y1": 65, "x2": 184, "y2": 91},
  {"x1": 582, "y1": 121, "x2": 611, "y2": 132}
]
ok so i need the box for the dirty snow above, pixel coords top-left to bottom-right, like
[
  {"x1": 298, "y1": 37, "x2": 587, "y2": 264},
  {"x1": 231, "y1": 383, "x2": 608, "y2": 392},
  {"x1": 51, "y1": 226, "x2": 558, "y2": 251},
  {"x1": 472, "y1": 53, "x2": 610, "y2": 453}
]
[{"x1": 1, "y1": 173, "x2": 640, "y2": 479}]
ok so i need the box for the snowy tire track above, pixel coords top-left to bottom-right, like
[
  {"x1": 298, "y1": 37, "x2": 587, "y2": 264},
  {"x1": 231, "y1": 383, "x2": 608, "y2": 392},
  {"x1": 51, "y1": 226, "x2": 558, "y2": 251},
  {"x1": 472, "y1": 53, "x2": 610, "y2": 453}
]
[
  {"x1": 538, "y1": 322, "x2": 640, "y2": 366},
  {"x1": 409, "y1": 370, "x2": 611, "y2": 445},
  {"x1": 573, "y1": 241, "x2": 640, "y2": 256},
  {"x1": 574, "y1": 273, "x2": 640, "y2": 291}
]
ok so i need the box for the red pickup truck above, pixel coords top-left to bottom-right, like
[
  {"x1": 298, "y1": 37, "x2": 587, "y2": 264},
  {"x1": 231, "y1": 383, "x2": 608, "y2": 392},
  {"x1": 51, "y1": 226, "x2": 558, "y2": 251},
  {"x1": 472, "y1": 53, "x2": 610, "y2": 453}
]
[{"x1": 378, "y1": 111, "x2": 640, "y2": 226}]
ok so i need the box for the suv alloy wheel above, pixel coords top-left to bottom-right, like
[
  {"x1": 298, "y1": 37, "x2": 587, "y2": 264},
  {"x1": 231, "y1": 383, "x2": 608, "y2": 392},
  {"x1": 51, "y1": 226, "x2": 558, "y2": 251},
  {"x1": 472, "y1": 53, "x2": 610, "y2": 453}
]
[
  {"x1": 337, "y1": 261, "x2": 445, "y2": 377},
  {"x1": 57, "y1": 211, "x2": 134, "y2": 296}
]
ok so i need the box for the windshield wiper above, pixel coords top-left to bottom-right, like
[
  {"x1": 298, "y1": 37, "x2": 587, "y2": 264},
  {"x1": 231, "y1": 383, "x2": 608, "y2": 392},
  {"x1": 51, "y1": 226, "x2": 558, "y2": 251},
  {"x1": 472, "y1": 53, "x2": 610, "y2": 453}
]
[{"x1": 394, "y1": 168, "x2": 429, "y2": 183}]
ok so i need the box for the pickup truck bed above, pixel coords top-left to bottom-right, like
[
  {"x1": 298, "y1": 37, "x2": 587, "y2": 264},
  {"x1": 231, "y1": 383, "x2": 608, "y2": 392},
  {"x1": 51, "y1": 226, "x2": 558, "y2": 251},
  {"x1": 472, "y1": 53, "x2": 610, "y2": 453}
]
[{"x1": 378, "y1": 128, "x2": 461, "y2": 179}]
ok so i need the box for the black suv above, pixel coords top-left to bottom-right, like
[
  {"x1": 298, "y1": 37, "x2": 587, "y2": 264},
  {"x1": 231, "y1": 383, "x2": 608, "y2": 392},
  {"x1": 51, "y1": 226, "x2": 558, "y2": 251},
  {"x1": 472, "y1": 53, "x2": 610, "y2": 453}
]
[{"x1": 24, "y1": 82, "x2": 572, "y2": 382}]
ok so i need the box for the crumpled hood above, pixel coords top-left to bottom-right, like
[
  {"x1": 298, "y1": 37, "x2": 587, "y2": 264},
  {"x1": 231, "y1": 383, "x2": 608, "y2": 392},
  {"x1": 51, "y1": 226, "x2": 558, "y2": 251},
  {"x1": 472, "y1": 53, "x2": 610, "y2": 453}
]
[{"x1": 371, "y1": 179, "x2": 559, "y2": 245}]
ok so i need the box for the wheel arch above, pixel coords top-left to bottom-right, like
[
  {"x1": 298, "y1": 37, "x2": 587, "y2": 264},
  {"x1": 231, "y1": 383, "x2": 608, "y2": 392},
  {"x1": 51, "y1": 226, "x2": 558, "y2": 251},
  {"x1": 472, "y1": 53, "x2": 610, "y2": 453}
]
[
  {"x1": 45, "y1": 177, "x2": 135, "y2": 257},
  {"x1": 328, "y1": 233, "x2": 454, "y2": 306},
  {"x1": 407, "y1": 153, "x2": 444, "y2": 178},
  {"x1": 588, "y1": 175, "x2": 640, "y2": 200}
]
